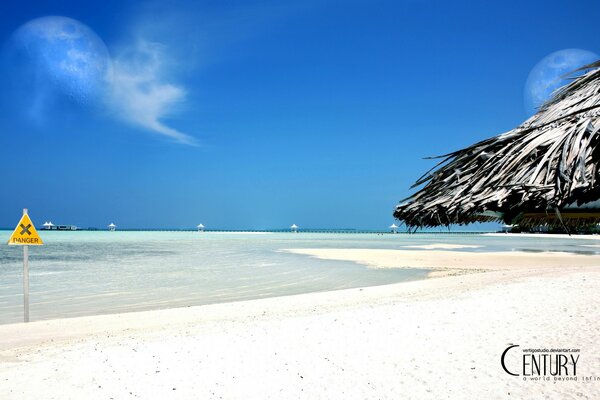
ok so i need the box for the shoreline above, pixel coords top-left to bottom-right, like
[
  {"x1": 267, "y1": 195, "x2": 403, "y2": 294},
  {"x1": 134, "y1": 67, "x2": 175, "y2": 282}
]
[
  {"x1": 483, "y1": 232, "x2": 600, "y2": 239},
  {"x1": 1, "y1": 248, "x2": 599, "y2": 398}
]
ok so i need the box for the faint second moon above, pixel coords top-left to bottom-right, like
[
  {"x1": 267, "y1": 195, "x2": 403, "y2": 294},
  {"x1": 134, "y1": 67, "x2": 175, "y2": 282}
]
[{"x1": 524, "y1": 49, "x2": 598, "y2": 116}]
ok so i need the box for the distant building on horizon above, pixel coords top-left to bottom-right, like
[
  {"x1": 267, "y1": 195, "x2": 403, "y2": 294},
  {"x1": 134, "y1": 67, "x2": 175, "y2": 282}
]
[
  {"x1": 108, "y1": 223, "x2": 116, "y2": 232},
  {"x1": 290, "y1": 224, "x2": 298, "y2": 233},
  {"x1": 42, "y1": 221, "x2": 54, "y2": 230},
  {"x1": 42, "y1": 221, "x2": 79, "y2": 231}
]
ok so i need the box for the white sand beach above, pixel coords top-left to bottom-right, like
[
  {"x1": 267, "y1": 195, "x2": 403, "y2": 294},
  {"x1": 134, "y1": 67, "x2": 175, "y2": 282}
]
[{"x1": 1, "y1": 248, "x2": 599, "y2": 399}]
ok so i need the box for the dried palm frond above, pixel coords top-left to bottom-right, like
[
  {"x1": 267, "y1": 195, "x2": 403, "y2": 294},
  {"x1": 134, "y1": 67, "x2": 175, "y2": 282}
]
[{"x1": 394, "y1": 61, "x2": 600, "y2": 228}]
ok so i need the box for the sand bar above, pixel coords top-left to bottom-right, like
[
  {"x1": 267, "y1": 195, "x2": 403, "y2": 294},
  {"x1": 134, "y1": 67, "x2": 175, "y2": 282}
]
[
  {"x1": 285, "y1": 248, "x2": 600, "y2": 277},
  {"x1": 402, "y1": 243, "x2": 481, "y2": 250}
]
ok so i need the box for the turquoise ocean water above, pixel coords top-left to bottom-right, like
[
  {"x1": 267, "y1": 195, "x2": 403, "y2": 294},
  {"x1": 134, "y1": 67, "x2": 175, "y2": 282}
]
[{"x1": 0, "y1": 231, "x2": 599, "y2": 324}]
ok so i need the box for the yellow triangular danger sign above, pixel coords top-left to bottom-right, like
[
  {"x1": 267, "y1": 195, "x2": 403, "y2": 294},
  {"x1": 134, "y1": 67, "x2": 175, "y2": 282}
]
[{"x1": 8, "y1": 213, "x2": 43, "y2": 246}]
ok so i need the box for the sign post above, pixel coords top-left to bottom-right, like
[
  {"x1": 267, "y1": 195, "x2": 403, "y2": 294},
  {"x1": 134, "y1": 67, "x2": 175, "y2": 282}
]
[
  {"x1": 7, "y1": 209, "x2": 43, "y2": 323},
  {"x1": 23, "y1": 244, "x2": 29, "y2": 322}
]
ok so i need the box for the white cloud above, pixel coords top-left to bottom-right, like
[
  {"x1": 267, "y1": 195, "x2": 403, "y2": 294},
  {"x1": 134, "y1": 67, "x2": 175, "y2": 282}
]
[{"x1": 107, "y1": 39, "x2": 197, "y2": 145}]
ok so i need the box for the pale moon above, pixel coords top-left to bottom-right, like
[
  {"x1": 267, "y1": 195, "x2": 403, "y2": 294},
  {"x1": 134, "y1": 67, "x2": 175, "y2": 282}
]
[
  {"x1": 524, "y1": 49, "x2": 598, "y2": 116},
  {"x1": 11, "y1": 16, "x2": 111, "y2": 104}
]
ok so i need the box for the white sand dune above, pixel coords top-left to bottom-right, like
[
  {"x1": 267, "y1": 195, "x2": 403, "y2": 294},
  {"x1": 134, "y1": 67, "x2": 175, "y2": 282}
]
[{"x1": 1, "y1": 249, "x2": 599, "y2": 399}]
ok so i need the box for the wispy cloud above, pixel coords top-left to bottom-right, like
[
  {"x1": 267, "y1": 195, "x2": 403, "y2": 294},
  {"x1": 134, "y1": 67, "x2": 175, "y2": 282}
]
[
  {"x1": 107, "y1": 39, "x2": 197, "y2": 145},
  {"x1": 101, "y1": 0, "x2": 319, "y2": 146}
]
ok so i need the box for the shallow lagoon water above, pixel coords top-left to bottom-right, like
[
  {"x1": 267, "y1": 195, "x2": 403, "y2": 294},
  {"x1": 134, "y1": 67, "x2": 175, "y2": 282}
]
[{"x1": 0, "y1": 231, "x2": 598, "y2": 324}]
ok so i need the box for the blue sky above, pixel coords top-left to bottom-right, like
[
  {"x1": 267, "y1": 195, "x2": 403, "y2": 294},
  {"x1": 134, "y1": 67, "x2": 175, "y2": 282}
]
[{"x1": 1, "y1": 0, "x2": 600, "y2": 230}]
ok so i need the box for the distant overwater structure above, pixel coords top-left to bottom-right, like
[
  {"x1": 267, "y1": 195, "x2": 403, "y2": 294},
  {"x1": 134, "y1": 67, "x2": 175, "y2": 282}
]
[
  {"x1": 395, "y1": 60, "x2": 600, "y2": 231},
  {"x1": 389, "y1": 223, "x2": 398, "y2": 234},
  {"x1": 41, "y1": 221, "x2": 78, "y2": 230},
  {"x1": 42, "y1": 221, "x2": 54, "y2": 230},
  {"x1": 290, "y1": 224, "x2": 298, "y2": 233},
  {"x1": 108, "y1": 223, "x2": 116, "y2": 231},
  {"x1": 197, "y1": 223, "x2": 205, "y2": 232}
]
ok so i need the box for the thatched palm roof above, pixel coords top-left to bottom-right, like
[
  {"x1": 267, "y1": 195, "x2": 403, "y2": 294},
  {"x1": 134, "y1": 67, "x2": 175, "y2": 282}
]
[{"x1": 394, "y1": 61, "x2": 600, "y2": 229}]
